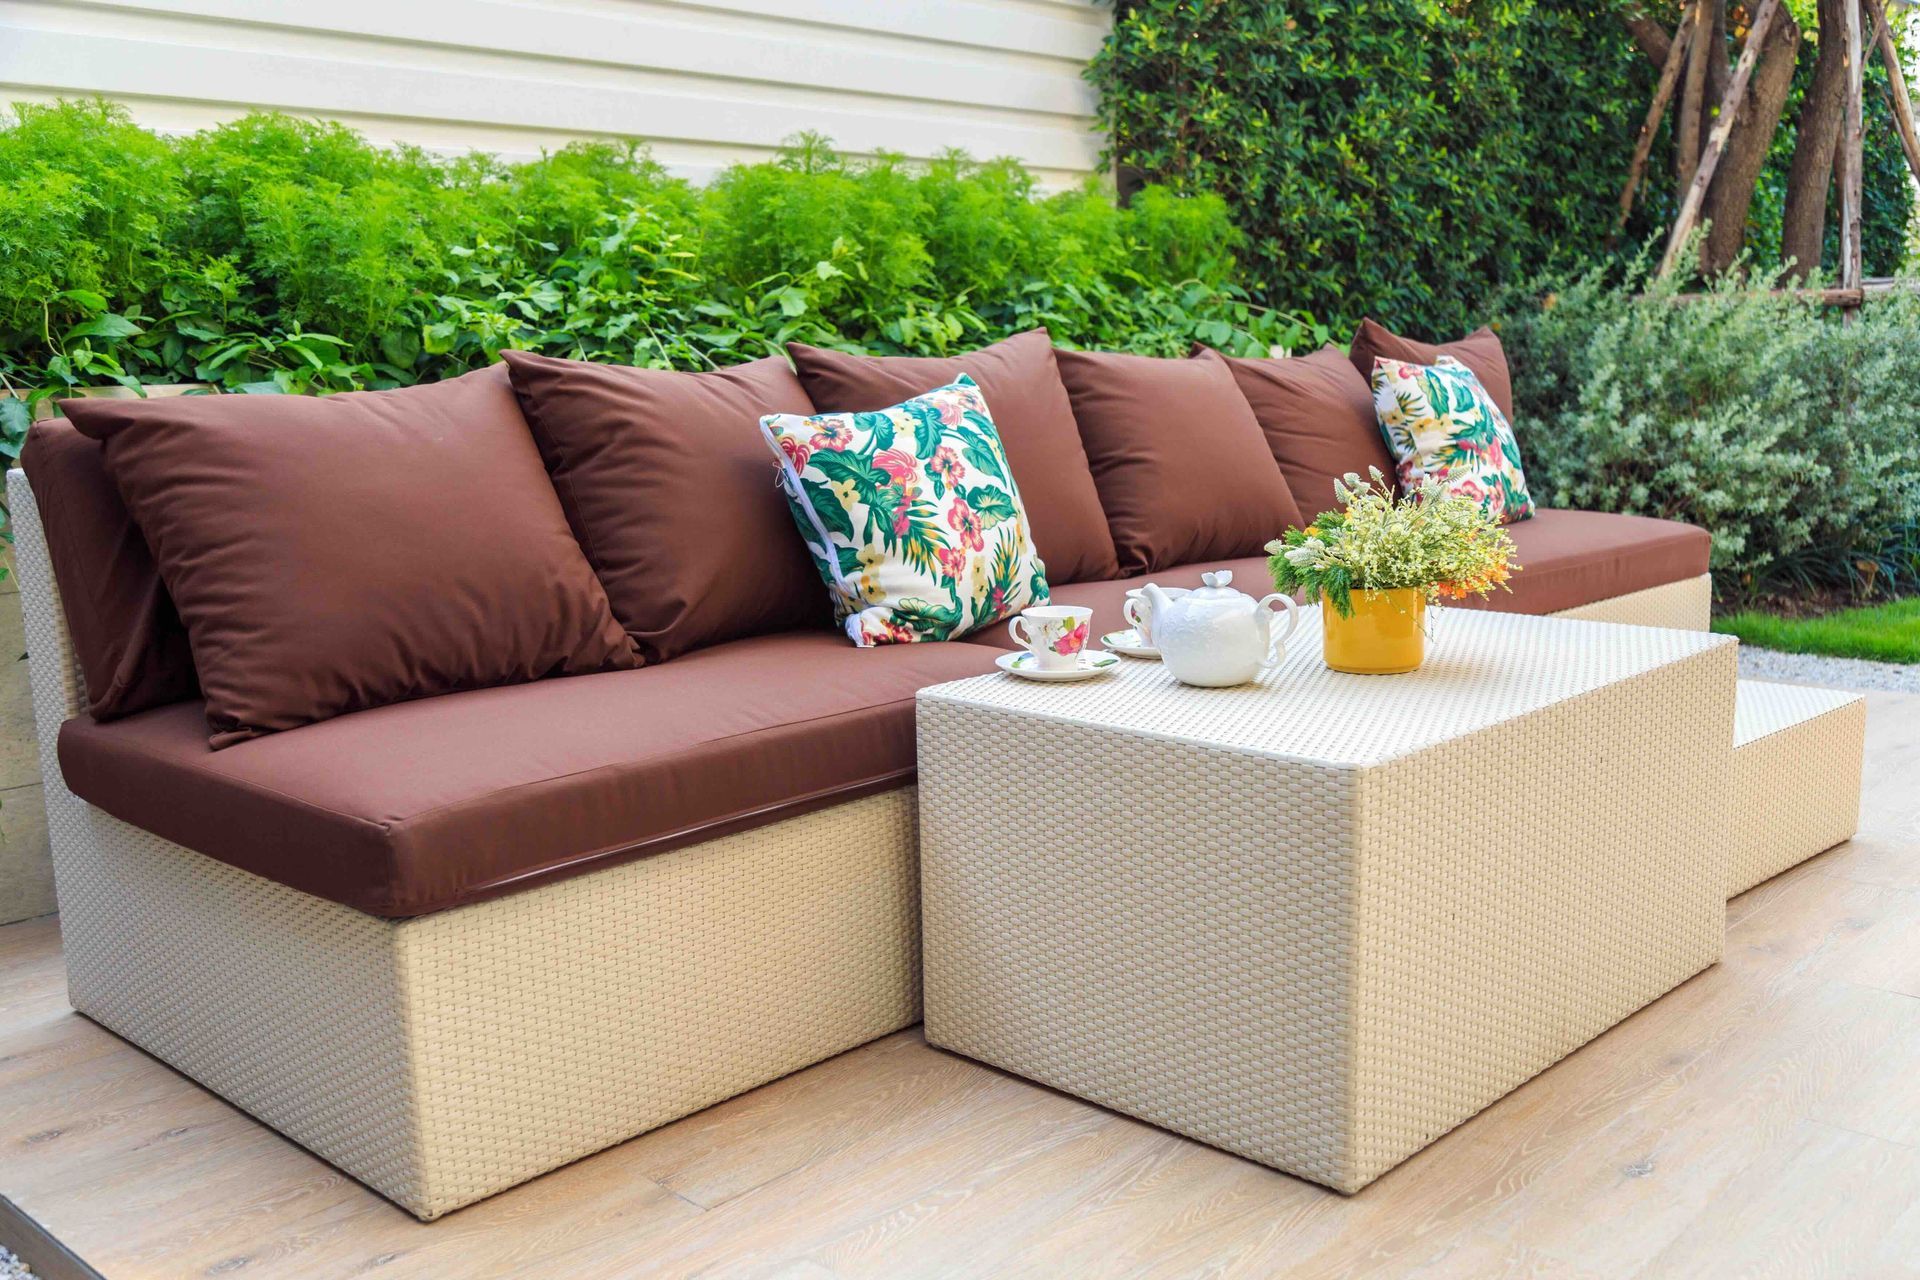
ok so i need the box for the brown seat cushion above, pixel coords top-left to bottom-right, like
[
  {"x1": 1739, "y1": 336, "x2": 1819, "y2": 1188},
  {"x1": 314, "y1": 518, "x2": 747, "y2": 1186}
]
[
  {"x1": 1219, "y1": 345, "x2": 1397, "y2": 522},
  {"x1": 964, "y1": 555, "x2": 1278, "y2": 649},
  {"x1": 501, "y1": 350, "x2": 830, "y2": 663},
  {"x1": 1055, "y1": 347, "x2": 1302, "y2": 575},
  {"x1": 61, "y1": 365, "x2": 637, "y2": 747},
  {"x1": 57, "y1": 631, "x2": 1004, "y2": 917},
  {"x1": 1453, "y1": 508, "x2": 1710, "y2": 615},
  {"x1": 1347, "y1": 319, "x2": 1515, "y2": 420},
  {"x1": 19, "y1": 417, "x2": 197, "y2": 719},
  {"x1": 787, "y1": 330, "x2": 1119, "y2": 584}
]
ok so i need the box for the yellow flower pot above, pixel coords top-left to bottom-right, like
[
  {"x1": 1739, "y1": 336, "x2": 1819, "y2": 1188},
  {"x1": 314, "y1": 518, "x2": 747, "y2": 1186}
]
[{"x1": 1321, "y1": 588, "x2": 1426, "y2": 674}]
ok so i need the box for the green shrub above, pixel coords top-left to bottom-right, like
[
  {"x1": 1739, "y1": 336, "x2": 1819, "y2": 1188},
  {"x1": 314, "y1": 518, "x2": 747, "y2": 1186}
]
[
  {"x1": 0, "y1": 104, "x2": 1324, "y2": 421},
  {"x1": 0, "y1": 100, "x2": 183, "y2": 346},
  {"x1": 1496, "y1": 249, "x2": 1920, "y2": 596},
  {"x1": 1088, "y1": 0, "x2": 1914, "y2": 338}
]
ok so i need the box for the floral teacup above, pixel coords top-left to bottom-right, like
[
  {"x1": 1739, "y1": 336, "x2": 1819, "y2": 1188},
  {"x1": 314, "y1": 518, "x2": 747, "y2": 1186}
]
[
  {"x1": 1122, "y1": 585, "x2": 1190, "y2": 646},
  {"x1": 1006, "y1": 605, "x2": 1093, "y2": 671}
]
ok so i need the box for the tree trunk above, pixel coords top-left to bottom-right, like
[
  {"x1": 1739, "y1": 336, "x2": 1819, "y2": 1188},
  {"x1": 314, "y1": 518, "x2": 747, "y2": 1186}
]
[
  {"x1": 1704, "y1": 0, "x2": 1731, "y2": 155},
  {"x1": 1616, "y1": 13, "x2": 1698, "y2": 241},
  {"x1": 1781, "y1": 0, "x2": 1851, "y2": 279},
  {"x1": 1839, "y1": 0, "x2": 1864, "y2": 290},
  {"x1": 1869, "y1": 0, "x2": 1920, "y2": 186},
  {"x1": 1677, "y1": 1, "x2": 1711, "y2": 189},
  {"x1": 1622, "y1": 7, "x2": 1674, "y2": 67},
  {"x1": 1700, "y1": 6, "x2": 1804, "y2": 274}
]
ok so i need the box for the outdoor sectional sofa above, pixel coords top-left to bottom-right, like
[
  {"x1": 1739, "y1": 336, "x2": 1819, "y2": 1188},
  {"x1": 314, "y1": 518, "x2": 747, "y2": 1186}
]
[{"x1": 11, "y1": 323, "x2": 1720, "y2": 1220}]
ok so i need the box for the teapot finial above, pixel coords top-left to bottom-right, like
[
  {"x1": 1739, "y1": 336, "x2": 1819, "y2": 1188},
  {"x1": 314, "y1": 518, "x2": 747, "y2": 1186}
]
[{"x1": 1201, "y1": 570, "x2": 1232, "y2": 590}]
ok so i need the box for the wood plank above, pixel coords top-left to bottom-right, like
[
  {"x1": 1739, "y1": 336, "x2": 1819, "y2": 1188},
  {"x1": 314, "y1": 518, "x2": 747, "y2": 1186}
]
[
  {"x1": 1640, "y1": 1120, "x2": 1920, "y2": 1277},
  {"x1": 0, "y1": 690, "x2": 1911, "y2": 1274}
]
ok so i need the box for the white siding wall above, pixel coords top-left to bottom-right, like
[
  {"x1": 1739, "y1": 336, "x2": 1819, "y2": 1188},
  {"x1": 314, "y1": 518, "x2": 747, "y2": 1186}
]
[{"x1": 0, "y1": 0, "x2": 1111, "y2": 184}]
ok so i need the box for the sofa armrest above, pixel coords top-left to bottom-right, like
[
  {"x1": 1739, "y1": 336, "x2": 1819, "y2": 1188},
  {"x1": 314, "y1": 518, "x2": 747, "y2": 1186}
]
[{"x1": 9, "y1": 466, "x2": 89, "y2": 781}]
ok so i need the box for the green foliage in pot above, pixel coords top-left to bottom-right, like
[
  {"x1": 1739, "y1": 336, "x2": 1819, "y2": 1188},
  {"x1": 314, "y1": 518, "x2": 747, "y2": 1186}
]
[{"x1": 1267, "y1": 471, "x2": 1519, "y2": 617}]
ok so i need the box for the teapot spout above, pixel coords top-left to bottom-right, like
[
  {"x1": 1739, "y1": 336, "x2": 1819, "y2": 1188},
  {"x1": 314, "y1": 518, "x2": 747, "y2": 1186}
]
[{"x1": 1142, "y1": 582, "x2": 1173, "y2": 617}]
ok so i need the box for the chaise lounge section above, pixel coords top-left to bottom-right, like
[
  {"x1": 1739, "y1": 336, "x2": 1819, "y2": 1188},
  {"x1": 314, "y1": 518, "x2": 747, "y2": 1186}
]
[{"x1": 12, "y1": 324, "x2": 1726, "y2": 1218}]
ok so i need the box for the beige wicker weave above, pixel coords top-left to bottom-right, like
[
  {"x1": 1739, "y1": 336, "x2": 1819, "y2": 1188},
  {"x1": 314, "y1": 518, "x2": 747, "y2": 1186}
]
[
  {"x1": 1728, "y1": 679, "x2": 1865, "y2": 897},
  {"x1": 6, "y1": 469, "x2": 923, "y2": 1221},
  {"x1": 1550, "y1": 572, "x2": 1710, "y2": 630},
  {"x1": 917, "y1": 608, "x2": 1737, "y2": 1193}
]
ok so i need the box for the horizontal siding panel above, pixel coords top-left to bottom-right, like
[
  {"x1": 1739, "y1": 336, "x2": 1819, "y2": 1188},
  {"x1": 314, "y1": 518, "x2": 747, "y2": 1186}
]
[
  {"x1": 0, "y1": 0, "x2": 1109, "y2": 181},
  {"x1": 0, "y1": 85, "x2": 863, "y2": 184},
  {"x1": 48, "y1": 0, "x2": 1101, "y2": 116},
  {"x1": 651, "y1": 0, "x2": 1109, "y2": 61}
]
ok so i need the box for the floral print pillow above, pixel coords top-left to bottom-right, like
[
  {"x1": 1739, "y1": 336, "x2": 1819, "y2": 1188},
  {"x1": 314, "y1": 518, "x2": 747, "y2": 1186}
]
[
  {"x1": 761, "y1": 375, "x2": 1048, "y2": 645},
  {"x1": 1371, "y1": 355, "x2": 1536, "y2": 524}
]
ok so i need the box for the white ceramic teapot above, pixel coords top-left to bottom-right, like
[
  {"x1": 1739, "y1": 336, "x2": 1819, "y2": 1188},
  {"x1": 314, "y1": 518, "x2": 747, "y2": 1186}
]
[{"x1": 1143, "y1": 570, "x2": 1300, "y2": 688}]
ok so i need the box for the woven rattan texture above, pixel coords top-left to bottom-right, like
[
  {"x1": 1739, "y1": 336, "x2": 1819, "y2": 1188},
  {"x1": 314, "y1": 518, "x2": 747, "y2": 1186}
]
[
  {"x1": 1347, "y1": 651, "x2": 1731, "y2": 1186},
  {"x1": 919, "y1": 707, "x2": 1361, "y2": 1185},
  {"x1": 13, "y1": 467, "x2": 921, "y2": 1220},
  {"x1": 919, "y1": 620, "x2": 1735, "y2": 1192},
  {"x1": 1549, "y1": 573, "x2": 1711, "y2": 630},
  {"x1": 1729, "y1": 680, "x2": 1865, "y2": 897},
  {"x1": 925, "y1": 605, "x2": 1732, "y2": 768},
  {"x1": 50, "y1": 788, "x2": 921, "y2": 1219}
]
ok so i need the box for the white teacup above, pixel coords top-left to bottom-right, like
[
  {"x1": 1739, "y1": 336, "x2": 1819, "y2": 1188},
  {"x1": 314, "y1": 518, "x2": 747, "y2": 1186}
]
[
  {"x1": 1006, "y1": 605, "x2": 1094, "y2": 671},
  {"x1": 1123, "y1": 585, "x2": 1189, "y2": 646}
]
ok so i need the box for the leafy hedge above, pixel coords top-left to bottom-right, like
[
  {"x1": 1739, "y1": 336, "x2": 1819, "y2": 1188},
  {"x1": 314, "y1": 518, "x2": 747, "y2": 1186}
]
[
  {"x1": 1496, "y1": 251, "x2": 1920, "y2": 597},
  {"x1": 1090, "y1": 0, "x2": 1914, "y2": 339},
  {"x1": 0, "y1": 100, "x2": 1325, "y2": 430}
]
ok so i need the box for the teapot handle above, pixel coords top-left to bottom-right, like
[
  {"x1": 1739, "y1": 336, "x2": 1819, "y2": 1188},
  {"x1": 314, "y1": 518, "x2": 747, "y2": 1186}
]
[{"x1": 1256, "y1": 594, "x2": 1300, "y2": 671}]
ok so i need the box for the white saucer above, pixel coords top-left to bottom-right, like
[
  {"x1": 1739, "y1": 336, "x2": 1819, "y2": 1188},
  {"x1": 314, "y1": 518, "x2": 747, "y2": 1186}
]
[
  {"x1": 1100, "y1": 629, "x2": 1161, "y2": 659},
  {"x1": 995, "y1": 650, "x2": 1121, "y2": 682}
]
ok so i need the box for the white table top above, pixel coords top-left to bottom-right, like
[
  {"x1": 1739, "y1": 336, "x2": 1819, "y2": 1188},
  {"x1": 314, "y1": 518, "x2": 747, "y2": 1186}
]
[{"x1": 922, "y1": 605, "x2": 1733, "y2": 768}]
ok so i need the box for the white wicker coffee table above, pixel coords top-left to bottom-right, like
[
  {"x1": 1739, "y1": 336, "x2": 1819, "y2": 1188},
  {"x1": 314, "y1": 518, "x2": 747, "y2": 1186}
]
[{"x1": 917, "y1": 606, "x2": 1737, "y2": 1193}]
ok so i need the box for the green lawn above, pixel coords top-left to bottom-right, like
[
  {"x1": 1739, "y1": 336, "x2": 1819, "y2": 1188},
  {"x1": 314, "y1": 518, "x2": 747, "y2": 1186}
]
[{"x1": 1715, "y1": 597, "x2": 1920, "y2": 664}]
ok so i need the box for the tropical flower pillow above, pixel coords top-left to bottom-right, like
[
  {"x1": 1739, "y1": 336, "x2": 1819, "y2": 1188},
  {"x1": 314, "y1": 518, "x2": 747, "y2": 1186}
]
[
  {"x1": 1371, "y1": 355, "x2": 1536, "y2": 524},
  {"x1": 761, "y1": 375, "x2": 1048, "y2": 645}
]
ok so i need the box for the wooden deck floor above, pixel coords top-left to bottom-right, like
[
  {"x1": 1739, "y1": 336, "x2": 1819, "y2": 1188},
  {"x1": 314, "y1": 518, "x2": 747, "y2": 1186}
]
[{"x1": 1, "y1": 690, "x2": 1916, "y2": 1279}]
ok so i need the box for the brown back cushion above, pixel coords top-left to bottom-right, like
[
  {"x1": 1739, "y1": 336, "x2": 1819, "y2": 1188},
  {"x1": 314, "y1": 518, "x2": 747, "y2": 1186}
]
[
  {"x1": 62, "y1": 364, "x2": 637, "y2": 747},
  {"x1": 501, "y1": 350, "x2": 830, "y2": 663},
  {"x1": 19, "y1": 417, "x2": 198, "y2": 719},
  {"x1": 1055, "y1": 347, "x2": 1302, "y2": 574},
  {"x1": 787, "y1": 329, "x2": 1119, "y2": 584},
  {"x1": 1221, "y1": 345, "x2": 1397, "y2": 522},
  {"x1": 1347, "y1": 319, "x2": 1514, "y2": 419}
]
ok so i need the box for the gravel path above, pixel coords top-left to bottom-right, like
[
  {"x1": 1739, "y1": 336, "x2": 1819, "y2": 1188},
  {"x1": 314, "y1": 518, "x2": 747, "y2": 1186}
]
[
  {"x1": 0, "y1": 1245, "x2": 36, "y2": 1280},
  {"x1": 1738, "y1": 645, "x2": 1920, "y2": 693}
]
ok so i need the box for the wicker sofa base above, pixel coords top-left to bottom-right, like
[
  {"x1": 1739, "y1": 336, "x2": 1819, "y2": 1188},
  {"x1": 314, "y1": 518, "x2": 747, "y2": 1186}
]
[
  {"x1": 46, "y1": 785, "x2": 921, "y2": 1220},
  {"x1": 6, "y1": 472, "x2": 931, "y2": 1220},
  {"x1": 1549, "y1": 572, "x2": 1711, "y2": 630}
]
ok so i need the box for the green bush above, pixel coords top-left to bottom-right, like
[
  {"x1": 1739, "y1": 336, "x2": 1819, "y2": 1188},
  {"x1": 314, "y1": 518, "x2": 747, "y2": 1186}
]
[
  {"x1": 0, "y1": 103, "x2": 1326, "y2": 430},
  {"x1": 1089, "y1": 0, "x2": 1914, "y2": 339},
  {"x1": 1496, "y1": 249, "x2": 1920, "y2": 596}
]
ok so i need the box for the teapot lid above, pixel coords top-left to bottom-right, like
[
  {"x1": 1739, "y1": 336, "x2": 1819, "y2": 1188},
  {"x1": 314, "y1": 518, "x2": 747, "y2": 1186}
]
[{"x1": 1192, "y1": 570, "x2": 1247, "y2": 600}]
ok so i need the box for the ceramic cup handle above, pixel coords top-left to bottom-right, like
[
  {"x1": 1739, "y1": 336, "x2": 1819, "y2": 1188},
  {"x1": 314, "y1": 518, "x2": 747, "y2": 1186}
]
[
  {"x1": 1123, "y1": 597, "x2": 1148, "y2": 633},
  {"x1": 1256, "y1": 593, "x2": 1300, "y2": 670},
  {"x1": 1007, "y1": 615, "x2": 1035, "y2": 653}
]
